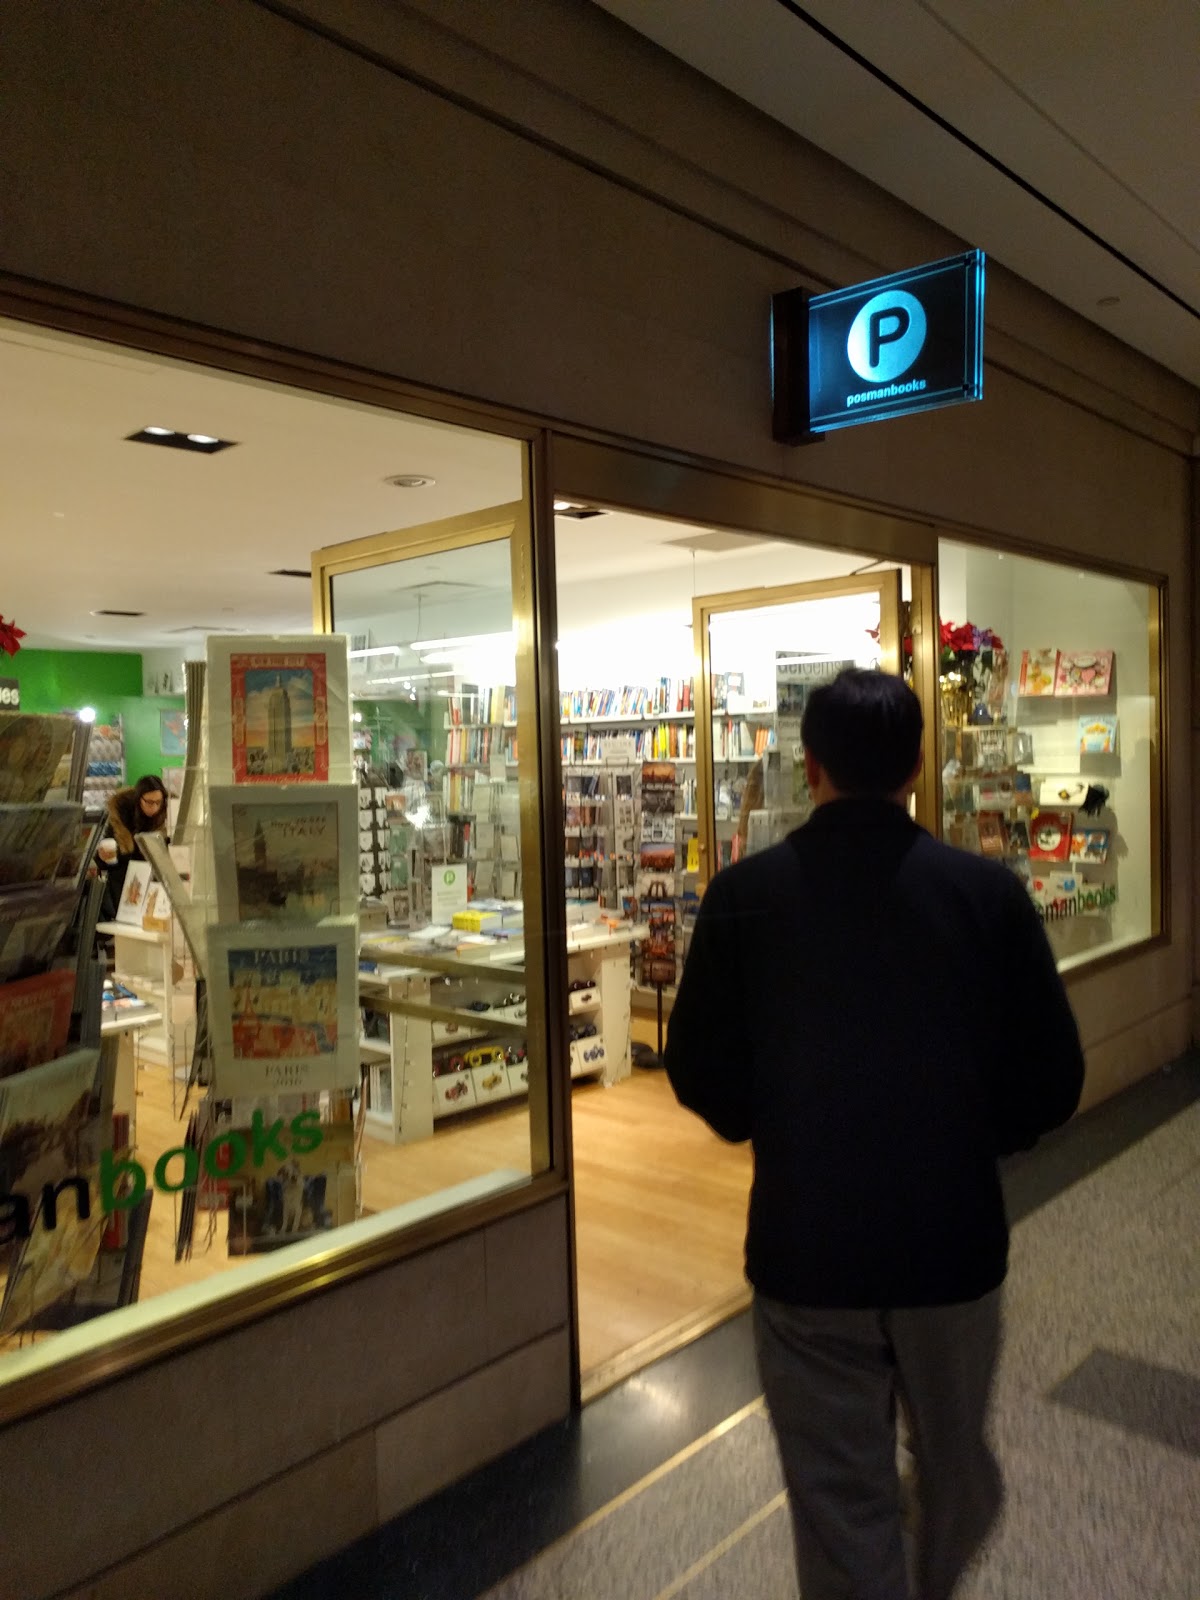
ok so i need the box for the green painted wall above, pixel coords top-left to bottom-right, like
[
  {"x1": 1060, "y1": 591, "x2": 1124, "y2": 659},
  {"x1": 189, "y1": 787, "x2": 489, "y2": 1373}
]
[{"x1": 10, "y1": 649, "x2": 185, "y2": 785}]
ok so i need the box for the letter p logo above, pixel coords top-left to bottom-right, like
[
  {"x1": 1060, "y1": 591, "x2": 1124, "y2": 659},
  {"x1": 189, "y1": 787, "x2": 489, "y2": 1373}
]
[{"x1": 847, "y1": 290, "x2": 927, "y2": 383}]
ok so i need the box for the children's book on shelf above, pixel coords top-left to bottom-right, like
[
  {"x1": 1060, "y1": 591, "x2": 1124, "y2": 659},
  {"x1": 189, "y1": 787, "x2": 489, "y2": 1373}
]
[
  {"x1": 1070, "y1": 827, "x2": 1110, "y2": 864},
  {"x1": 1017, "y1": 649, "x2": 1058, "y2": 697},
  {"x1": 0, "y1": 968, "x2": 76, "y2": 1080},
  {"x1": 1078, "y1": 714, "x2": 1118, "y2": 754},
  {"x1": 115, "y1": 861, "x2": 154, "y2": 924},
  {"x1": 1029, "y1": 810, "x2": 1073, "y2": 862},
  {"x1": 1054, "y1": 650, "x2": 1114, "y2": 697}
]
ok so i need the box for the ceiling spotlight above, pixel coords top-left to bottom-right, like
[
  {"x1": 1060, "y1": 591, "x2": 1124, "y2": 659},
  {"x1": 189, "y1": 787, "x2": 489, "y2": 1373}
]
[
  {"x1": 127, "y1": 427, "x2": 237, "y2": 454},
  {"x1": 78, "y1": 706, "x2": 97, "y2": 723},
  {"x1": 384, "y1": 474, "x2": 436, "y2": 488}
]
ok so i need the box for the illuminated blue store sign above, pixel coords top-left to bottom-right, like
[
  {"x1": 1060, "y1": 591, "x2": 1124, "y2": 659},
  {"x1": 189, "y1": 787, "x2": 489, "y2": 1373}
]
[{"x1": 771, "y1": 250, "x2": 985, "y2": 441}]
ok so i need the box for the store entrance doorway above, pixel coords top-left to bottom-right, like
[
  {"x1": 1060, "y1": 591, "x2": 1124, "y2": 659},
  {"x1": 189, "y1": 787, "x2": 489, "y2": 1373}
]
[{"x1": 554, "y1": 500, "x2": 925, "y2": 1398}]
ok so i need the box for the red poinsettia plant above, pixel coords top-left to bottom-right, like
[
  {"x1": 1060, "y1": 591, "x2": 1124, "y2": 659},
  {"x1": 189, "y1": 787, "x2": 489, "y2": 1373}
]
[
  {"x1": 0, "y1": 616, "x2": 25, "y2": 657},
  {"x1": 939, "y1": 620, "x2": 1003, "y2": 662}
]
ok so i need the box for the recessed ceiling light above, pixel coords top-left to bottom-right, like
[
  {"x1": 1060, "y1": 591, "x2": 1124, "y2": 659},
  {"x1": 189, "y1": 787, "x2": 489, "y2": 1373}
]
[
  {"x1": 384, "y1": 474, "x2": 436, "y2": 488},
  {"x1": 1097, "y1": 296, "x2": 1120, "y2": 308},
  {"x1": 555, "y1": 503, "x2": 607, "y2": 520},
  {"x1": 91, "y1": 608, "x2": 146, "y2": 617},
  {"x1": 52, "y1": 511, "x2": 65, "y2": 519},
  {"x1": 269, "y1": 568, "x2": 312, "y2": 578},
  {"x1": 127, "y1": 427, "x2": 237, "y2": 454}
]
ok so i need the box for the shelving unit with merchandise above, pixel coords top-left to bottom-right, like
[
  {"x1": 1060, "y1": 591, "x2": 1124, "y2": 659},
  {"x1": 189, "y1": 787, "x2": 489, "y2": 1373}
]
[
  {"x1": 938, "y1": 538, "x2": 1159, "y2": 968},
  {"x1": 82, "y1": 718, "x2": 125, "y2": 812},
  {"x1": 95, "y1": 918, "x2": 195, "y2": 1077},
  {"x1": 357, "y1": 925, "x2": 634, "y2": 1145},
  {"x1": 559, "y1": 678, "x2": 699, "y2": 1004}
]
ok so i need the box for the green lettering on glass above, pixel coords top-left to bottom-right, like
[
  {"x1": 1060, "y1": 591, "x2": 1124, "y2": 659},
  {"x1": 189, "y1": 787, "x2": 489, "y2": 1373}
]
[
  {"x1": 101, "y1": 1147, "x2": 148, "y2": 1212},
  {"x1": 251, "y1": 1111, "x2": 288, "y2": 1166},
  {"x1": 154, "y1": 1147, "x2": 200, "y2": 1194},
  {"x1": 289, "y1": 1110, "x2": 322, "y2": 1154},
  {"x1": 203, "y1": 1130, "x2": 248, "y2": 1180}
]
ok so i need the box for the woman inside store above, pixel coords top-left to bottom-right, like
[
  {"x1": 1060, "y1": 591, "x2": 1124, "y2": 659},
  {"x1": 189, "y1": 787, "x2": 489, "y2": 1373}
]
[{"x1": 97, "y1": 774, "x2": 170, "y2": 919}]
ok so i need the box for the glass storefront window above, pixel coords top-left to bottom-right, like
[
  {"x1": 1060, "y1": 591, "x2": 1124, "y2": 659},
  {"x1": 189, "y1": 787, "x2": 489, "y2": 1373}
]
[
  {"x1": 937, "y1": 538, "x2": 1163, "y2": 968},
  {"x1": 0, "y1": 316, "x2": 547, "y2": 1404}
]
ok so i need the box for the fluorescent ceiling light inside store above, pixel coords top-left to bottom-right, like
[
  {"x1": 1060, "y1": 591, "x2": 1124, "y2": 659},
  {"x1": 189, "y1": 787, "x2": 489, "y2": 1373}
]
[{"x1": 557, "y1": 614, "x2": 693, "y2": 686}]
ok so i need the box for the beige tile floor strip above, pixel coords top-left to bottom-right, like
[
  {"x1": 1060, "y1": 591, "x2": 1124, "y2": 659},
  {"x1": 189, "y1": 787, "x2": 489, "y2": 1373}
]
[{"x1": 648, "y1": 1490, "x2": 790, "y2": 1600}]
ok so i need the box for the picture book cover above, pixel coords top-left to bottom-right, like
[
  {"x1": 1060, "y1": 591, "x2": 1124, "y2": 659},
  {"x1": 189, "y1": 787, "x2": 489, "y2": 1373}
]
[
  {"x1": 1070, "y1": 827, "x2": 1110, "y2": 864},
  {"x1": 207, "y1": 921, "x2": 358, "y2": 1095},
  {"x1": 225, "y1": 1119, "x2": 354, "y2": 1257},
  {"x1": 1029, "y1": 810, "x2": 1073, "y2": 862},
  {"x1": 1018, "y1": 649, "x2": 1058, "y2": 697},
  {"x1": 115, "y1": 860, "x2": 154, "y2": 924},
  {"x1": 0, "y1": 969, "x2": 76, "y2": 1081},
  {"x1": 1055, "y1": 650, "x2": 1114, "y2": 697},
  {"x1": 1079, "y1": 714, "x2": 1118, "y2": 754},
  {"x1": 207, "y1": 635, "x2": 351, "y2": 786},
  {"x1": 0, "y1": 886, "x2": 78, "y2": 984},
  {"x1": 0, "y1": 1048, "x2": 100, "y2": 1202},
  {"x1": 210, "y1": 784, "x2": 357, "y2": 922},
  {"x1": 0, "y1": 714, "x2": 77, "y2": 805}
]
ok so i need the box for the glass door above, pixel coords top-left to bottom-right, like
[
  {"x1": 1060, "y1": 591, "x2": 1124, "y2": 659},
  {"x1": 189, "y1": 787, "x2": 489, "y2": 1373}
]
[{"x1": 693, "y1": 572, "x2": 904, "y2": 887}]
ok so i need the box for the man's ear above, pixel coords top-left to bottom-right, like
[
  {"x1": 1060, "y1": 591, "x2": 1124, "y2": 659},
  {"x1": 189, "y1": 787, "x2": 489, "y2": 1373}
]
[{"x1": 803, "y1": 747, "x2": 823, "y2": 793}]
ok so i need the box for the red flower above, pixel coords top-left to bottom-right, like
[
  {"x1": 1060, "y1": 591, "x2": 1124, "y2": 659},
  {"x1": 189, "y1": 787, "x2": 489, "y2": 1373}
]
[{"x1": 0, "y1": 616, "x2": 25, "y2": 657}]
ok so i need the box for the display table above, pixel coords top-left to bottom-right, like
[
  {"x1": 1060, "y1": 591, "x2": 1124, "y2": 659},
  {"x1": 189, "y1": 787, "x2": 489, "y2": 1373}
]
[
  {"x1": 100, "y1": 1007, "x2": 164, "y2": 1147},
  {"x1": 358, "y1": 920, "x2": 648, "y2": 1145}
]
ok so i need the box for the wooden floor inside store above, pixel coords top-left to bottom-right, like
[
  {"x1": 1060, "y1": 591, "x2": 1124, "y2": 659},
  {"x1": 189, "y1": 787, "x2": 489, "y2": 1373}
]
[{"x1": 22, "y1": 1048, "x2": 753, "y2": 1381}]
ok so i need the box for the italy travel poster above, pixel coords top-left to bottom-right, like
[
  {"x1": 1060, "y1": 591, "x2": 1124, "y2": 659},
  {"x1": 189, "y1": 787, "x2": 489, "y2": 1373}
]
[
  {"x1": 207, "y1": 920, "x2": 358, "y2": 1095},
  {"x1": 209, "y1": 784, "x2": 358, "y2": 923}
]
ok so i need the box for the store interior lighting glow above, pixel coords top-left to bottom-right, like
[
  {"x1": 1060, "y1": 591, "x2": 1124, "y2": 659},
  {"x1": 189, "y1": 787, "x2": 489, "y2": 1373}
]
[
  {"x1": 78, "y1": 706, "x2": 96, "y2": 723},
  {"x1": 348, "y1": 645, "x2": 403, "y2": 659}
]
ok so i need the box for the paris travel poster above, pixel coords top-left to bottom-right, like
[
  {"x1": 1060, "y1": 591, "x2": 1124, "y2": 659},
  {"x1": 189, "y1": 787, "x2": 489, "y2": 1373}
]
[
  {"x1": 209, "y1": 784, "x2": 358, "y2": 923},
  {"x1": 206, "y1": 635, "x2": 351, "y2": 787},
  {"x1": 207, "y1": 920, "x2": 358, "y2": 1096}
]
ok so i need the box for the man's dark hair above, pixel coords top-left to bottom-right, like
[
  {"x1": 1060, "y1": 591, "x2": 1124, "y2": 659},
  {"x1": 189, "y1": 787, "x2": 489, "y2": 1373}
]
[{"x1": 800, "y1": 669, "x2": 923, "y2": 796}]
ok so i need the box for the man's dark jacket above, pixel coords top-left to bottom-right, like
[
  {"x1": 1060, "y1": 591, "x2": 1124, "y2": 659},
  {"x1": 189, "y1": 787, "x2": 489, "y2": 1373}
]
[{"x1": 665, "y1": 797, "x2": 1085, "y2": 1308}]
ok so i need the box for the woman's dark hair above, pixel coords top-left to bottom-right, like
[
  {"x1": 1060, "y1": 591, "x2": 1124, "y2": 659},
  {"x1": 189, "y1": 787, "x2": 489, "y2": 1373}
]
[
  {"x1": 124, "y1": 774, "x2": 169, "y2": 831},
  {"x1": 800, "y1": 669, "x2": 923, "y2": 796}
]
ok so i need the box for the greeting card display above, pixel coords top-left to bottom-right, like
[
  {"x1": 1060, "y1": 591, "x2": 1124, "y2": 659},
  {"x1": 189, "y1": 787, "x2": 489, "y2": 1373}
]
[
  {"x1": 207, "y1": 635, "x2": 351, "y2": 785},
  {"x1": 207, "y1": 920, "x2": 358, "y2": 1095},
  {"x1": 209, "y1": 784, "x2": 359, "y2": 923},
  {"x1": 1078, "y1": 714, "x2": 1117, "y2": 754},
  {"x1": 1028, "y1": 810, "x2": 1073, "y2": 863},
  {"x1": 1018, "y1": 649, "x2": 1058, "y2": 697},
  {"x1": 1054, "y1": 651, "x2": 1113, "y2": 696},
  {"x1": 115, "y1": 860, "x2": 154, "y2": 924},
  {"x1": 1070, "y1": 828, "x2": 1110, "y2": 864}
]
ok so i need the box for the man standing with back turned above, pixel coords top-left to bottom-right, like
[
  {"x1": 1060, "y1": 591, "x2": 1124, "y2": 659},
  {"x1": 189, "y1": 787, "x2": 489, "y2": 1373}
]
[{"x1": 665, "y1": 669, "x2": 1084, "y2": 1600}]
